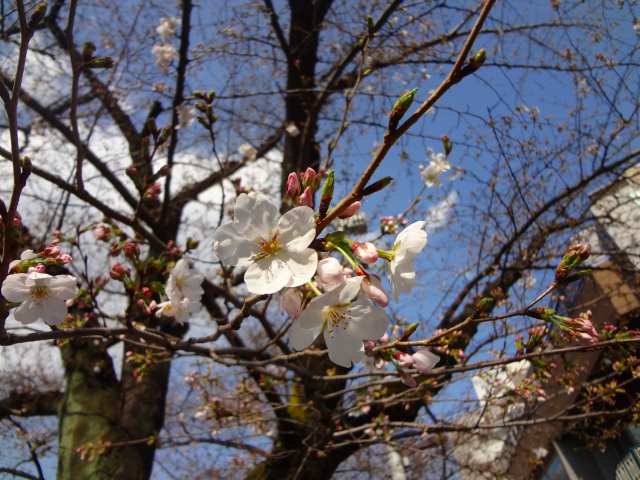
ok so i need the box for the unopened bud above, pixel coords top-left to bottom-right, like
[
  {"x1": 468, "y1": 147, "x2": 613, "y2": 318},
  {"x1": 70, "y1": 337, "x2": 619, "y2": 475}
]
[
  {"x1": 298, "y1": 187, "x2": 313, "y2": 208},
  {"x1": 186, "y1": 238, "x2": 199, "y2": 250},
  {"x1": 556, "y1": 243, "x2": 591, "y2": 282},
  {"x1": 82, "y1": 42, "x2": 97, "y2": 62},
  {"x1": 319, "y1": 170, "x2": 334, "y2": 219},
  {"x1": 28, "y1": 2, "x2": 47, "y2": 30},
  {"x1": 361, "y1": 176, "x2": 393, "y2": 197},
  {"x1": 286, "y1": 172, "x2": 301, "y2": 197},
  {"x1": 442, "y1": 135, "x2": 452, "y2": 156},
  {"x1": 352, "y1": 242, "x2": 378, "y2": 264},
  {"x1": 302, "y1": 167, "x2": 317, "y2": 188},
  {"x1": 86, "y1": 56, "x2": 114, "y2": 69},
  {"x1": 388, "y1": 88, "x2": 417, "y2": 132}
]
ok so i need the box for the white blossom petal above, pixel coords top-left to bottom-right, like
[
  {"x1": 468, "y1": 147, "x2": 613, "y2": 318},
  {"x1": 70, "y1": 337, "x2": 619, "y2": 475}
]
[
  {"x1": 212, "y1": 222, "x2": 257, "y2": 266},
  {"x1": 1, "y1": 274, "x2": 31, "y2": 302},
  {"x1": 278, "y1": 206, "x2": 316, "y2": 251},
  {"x1": 346, "y1": 298, "x2": 389, "y2": 340},
  {"x1": 234, "y1": 192, "x2": 279, "y2": 238},
  {"x1": 244, "y1": 257, "x2": 291, "y2": 294},
  {"x1": 337, "y1": 277, "x2": 363, "y2": 304},
  {"x1": 48, "y1": 275, "x2": 78, "y2": 301},
  {"x1": 284, "y1": 249, "x2": 318, "y2": 288},
  {"x1": 14, "y1": 299, "x2": 67, "y2": 325},
  {"x1": 289, "y1": 320, "x2": 321, "y2": 351},
  {"x1": 324, "y1": 329, "x2": 365, "y2": 367}
]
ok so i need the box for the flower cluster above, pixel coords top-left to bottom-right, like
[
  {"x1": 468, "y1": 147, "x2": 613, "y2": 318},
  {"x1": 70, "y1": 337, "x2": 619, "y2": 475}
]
[
  {"x1": 212, "y1": 187, "x2": 429, "y2": 368},
  {"x1": 2, "y1": 249, "x2": 77, "y2": 325}
]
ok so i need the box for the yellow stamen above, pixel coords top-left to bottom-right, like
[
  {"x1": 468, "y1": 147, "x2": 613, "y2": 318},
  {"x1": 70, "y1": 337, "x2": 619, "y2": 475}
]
[{"x1": 31, "y1": 285, "x2": 49, "y2": 301}]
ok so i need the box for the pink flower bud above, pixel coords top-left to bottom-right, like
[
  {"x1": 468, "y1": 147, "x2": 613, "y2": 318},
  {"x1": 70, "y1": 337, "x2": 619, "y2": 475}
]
[
  {"x1": 286, "y1": 172, "x2": 301, "y2": 197},
  {"x1": 43, "y1": 245, "x2": 60, "y2": 257},
  {"x1": 280, "y1": 288, "x2": 303, "y2": 319},
  {"x1": 141, "y1": 286, "x2": 153, "y2": 299},
  {"x1": 60, "y1": 254, "x2": 73, "y2": 264},
  {"x1": 298, "y1": 186, "x2": 314, "y2": 208},
  {"x1": 361, "y1": 274, "x2": 388, "y2": 307},
  {"x1": 352, "y1": 242, "x2": 378, "y2": 264},
  {"x1": 302, "y1": 167, "x2": 316, "y2": 187},
  {"x1": 110, "y1": 263, "x2": 130, "y2": 280},
  {"x1": 93, "y1": 224, "x2": 112, "y2": 241},
  {"x1": 412, "y1": 348, "x2": 439, "y2": 374},
  {"x1": 123, "y1": 241, "x2": 140, "y2": 259},
  {"x1": 394, "y1": 352, "x2": 414, "y2": 368},
  {"x1": 12, "y1": 214, "x2": 22, "y2": 229},
  {"x1": 144, "y1": 182, "x2": 162, "y2": 200},
  {"x1": 29, "y1": 263, "x2": 46, "y2": 273},
  {"x1": 338, "y1": 201, "x2": 361, "y2": 219},
  {"x1": 379, "y1": 333, "x2": 389, "y2": 343},
  {"x1": 316, "y1": 257, "x2": 347, "y2": 291}
]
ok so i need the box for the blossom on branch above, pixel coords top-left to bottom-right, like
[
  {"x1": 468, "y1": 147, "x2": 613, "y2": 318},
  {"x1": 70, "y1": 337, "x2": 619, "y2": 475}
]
[
  {"x1": 1, "y1": 271, "x2": 77, "y2": 325},
  {"x1": 156, "y1": 259, "x2": 203, "y2": 324},
  {"x1": 388, "y1": 221, "x2": 428, "y2": 300},
  {"x1": 290, "y1": 277, "x2": 389, "y2": 367},
  {"x1": 419, "y1": 149, "x2": 451, "y2": 187},
  {"x1": 213, "y1": 192, "x2": 318, "y2": 295}
]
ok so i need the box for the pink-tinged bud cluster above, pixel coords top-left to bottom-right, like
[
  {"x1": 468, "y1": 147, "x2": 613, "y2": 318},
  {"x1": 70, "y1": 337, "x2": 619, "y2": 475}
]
[
  {"x1": 29, "y1": 264, "x2": 47, "y2": 273},
  {"x1": 338, "y1": 201, "x2": 361, "y2": 219},
  {"x1": 12, "y1": 213, "x2": 22, "y2": 229},
  {"x1": 166, "y1": 240, "x2": 181, "y2": 257},
  {"x1": 110, "y1": 263, "x2": 131, "y2": 280},
  {"x1": 284, "y1": 168, "x2": 323, "y2": 207},
  {"x1": 144, "y1": 182, "x2": 162, "y2": 200},
  {"x1": 123, "y1": 241, "x2": 140, "y2": 259},
  {"x1": 352, "y1": 242, "x2": 378, "y2": 264},
  {"x1": 566, "y1": 311, "x2": 600, "y2": 344}
]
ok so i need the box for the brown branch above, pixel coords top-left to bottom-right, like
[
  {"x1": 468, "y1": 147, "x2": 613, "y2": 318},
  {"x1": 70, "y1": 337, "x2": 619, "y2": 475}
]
[{"x1": 315, "y1": 0, "x2": 496, "y2": 232}]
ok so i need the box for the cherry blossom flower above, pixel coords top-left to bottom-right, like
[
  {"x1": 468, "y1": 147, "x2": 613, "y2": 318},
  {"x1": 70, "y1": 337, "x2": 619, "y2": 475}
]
[
  {"x1": 212, "y1": 192, "x2": 318, "y2": 295},
  {"x1": 152, "y1": 44, "x2": 178, "y2": 73},
  {"x1": 156, "y1": 259, "x2": 203, "y2": 323},
  {"x1": 1, "y1": 271, "x2": 77, "y2": 325},
  {"x1": 419, "y1": 149, "x2": 451, "y2": 187},
  {"x1": 388, "y1": 221, "x2": 427, "y2": 300},
  {"x1": 412, "y1": 348, "x2": 439, "y2": 373},
  {"x1": 156, "y1": 16, "x2": 179, "y2": 38},
  {"x1": 290, "y1": 277, "x2": 389, "y2": 367}
]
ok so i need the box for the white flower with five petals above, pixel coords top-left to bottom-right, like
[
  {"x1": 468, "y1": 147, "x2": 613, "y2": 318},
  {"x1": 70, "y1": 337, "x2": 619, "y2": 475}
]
[
  {"x1": 213, "y1": 192, "x2": 318, "y2": 295},
  {"x1": 1, "y1": 272, "x2": 77, "y2": 325},
  {"x1": 389, "y1": 221, "x2": 427, "y2": 300},
  {"x1": 290, "y1": 277, "x2": 389, "y2": 367}
]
